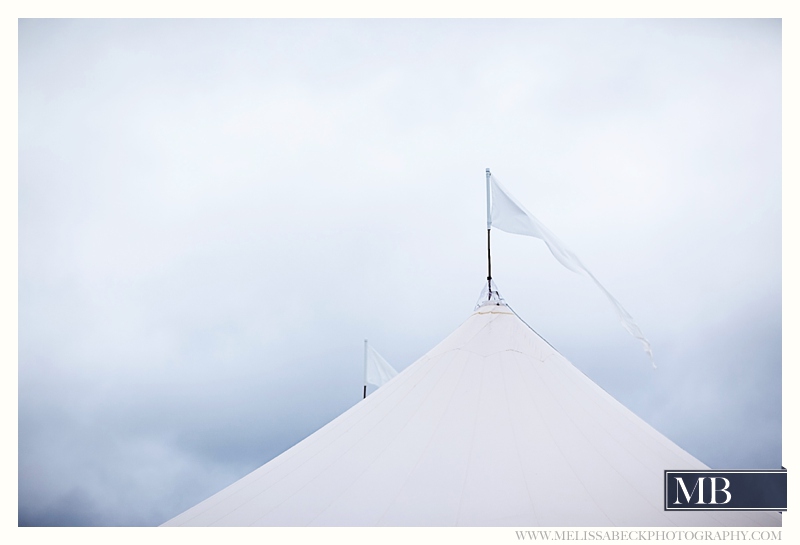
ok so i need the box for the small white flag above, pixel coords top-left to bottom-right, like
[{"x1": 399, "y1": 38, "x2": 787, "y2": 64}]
[
  {"x1": 365, "y1": 341, "x2": 398, "y2": 388},
  {"x1": 490, "y1": 174, "x2": 655, "y2": 369}
]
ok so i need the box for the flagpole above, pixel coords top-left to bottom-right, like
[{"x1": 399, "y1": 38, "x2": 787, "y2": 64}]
[
  {"x1": 363, "y1": 339, "x2": 368, "y2": 399},
  {"x1": 486, "y1": 168, "x2": 492, "y2": 297}
]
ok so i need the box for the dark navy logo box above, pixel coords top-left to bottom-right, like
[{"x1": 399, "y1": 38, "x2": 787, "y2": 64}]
[{"x1": 664, "y1": 469, "x2": 786, "y2": 511}]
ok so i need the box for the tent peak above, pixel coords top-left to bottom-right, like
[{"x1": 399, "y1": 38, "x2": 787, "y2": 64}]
[{"x1": 474, "y1": 278, "x2": 506, "y2": 310}]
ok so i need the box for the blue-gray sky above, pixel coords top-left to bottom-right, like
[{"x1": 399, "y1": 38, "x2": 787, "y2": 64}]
[{"x1": 18, "y1": 18, "x2": 781, "y2": 526}]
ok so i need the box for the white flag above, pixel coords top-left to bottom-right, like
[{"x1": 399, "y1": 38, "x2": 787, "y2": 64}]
[
  {"x1": 365, "y1": 342, "x2": 398, "y2": 387},
  {"x1": 490, "y1": 175, "x2": 655, "y2": 368}
]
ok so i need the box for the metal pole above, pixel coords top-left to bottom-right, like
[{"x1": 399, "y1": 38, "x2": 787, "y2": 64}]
[
  {"x1": 487, "y1": 228, "x2": 492, "y2": 281},
  {"x1": 486, "y1": 168, "x2": 492, "y2": 297}
]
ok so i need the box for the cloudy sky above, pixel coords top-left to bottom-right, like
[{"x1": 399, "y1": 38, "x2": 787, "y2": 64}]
[{"x1": 17, "y1": 18, "x2": 782, "y2": 527}]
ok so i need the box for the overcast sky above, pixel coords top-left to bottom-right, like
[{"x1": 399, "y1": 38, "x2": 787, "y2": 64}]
[{"x1": 17, "y1": 18, "x2": 782, "y2": 527}]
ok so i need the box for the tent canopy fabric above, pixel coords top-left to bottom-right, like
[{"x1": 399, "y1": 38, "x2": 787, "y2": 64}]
[{"x1": 162, "y1": 302, "x2": 780, "y2": 527}]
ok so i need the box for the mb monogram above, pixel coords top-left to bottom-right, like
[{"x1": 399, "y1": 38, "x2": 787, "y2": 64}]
[{"x1": 664, "y1": 470, "x2": 787, "y2": 511}]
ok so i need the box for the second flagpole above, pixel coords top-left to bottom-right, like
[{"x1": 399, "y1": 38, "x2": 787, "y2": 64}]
[{"x1": 363, "y1": 339, "x2": 368, "y2": 399}]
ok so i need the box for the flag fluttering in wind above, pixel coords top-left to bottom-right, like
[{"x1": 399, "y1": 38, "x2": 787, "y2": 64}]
[
  {"x1": 489, "y1": 174, "x2": 655, "y2": 369},
  {"x1": 363, "y1": 341, "x2": 398, "y2": 397}
]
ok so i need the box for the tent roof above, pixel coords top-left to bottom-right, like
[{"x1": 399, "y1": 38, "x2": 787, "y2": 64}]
[{"x1": 163, "y1": 303, "x2": 780, "y2": 527}]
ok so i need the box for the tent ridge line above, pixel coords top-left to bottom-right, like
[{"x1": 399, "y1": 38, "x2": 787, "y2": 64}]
[{"x1": 517, "y1": 348, "x2": 617, "y2": 525}]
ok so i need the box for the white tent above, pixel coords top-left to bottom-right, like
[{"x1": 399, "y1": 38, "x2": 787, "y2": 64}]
[{"x1": 162, "y1": 295, "x2": 780, "y2": 527}]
